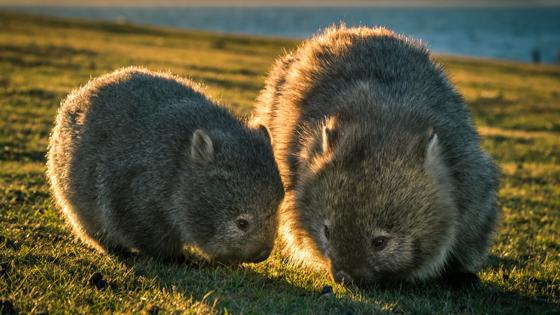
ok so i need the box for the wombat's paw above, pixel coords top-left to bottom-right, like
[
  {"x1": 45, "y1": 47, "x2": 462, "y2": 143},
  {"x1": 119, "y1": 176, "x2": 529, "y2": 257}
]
[
  {"x1": 107, "y1": 246, "x2": 137, "y2": 260},
  {"x1": 180, "y1": 249, "x2": 211, "y2": 268},
  {"x1": 319, "y1": 285, "x2": 334, "y2": 298},
  {"x1": 441, "y1": 272, "x2": 481, "y2": 289}
]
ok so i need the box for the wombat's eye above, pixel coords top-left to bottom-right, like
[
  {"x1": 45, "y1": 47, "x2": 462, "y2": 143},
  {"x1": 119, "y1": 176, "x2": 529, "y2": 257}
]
[
  {"x1": 372, "y1": 236, "x2": 388, "y2": 251},
  {"x1": 324, "y1": 225, "x2": 330, "y2": 240},
  {"x1": 236, "y1": 218, "x2": 249, "y2": 231}
]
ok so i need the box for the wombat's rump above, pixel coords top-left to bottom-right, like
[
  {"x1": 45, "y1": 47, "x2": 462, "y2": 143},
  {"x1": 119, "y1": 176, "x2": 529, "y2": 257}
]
[
  {"x1": 253, "y1": 26, "x2": 499, "y2": 284},
  {"x1": 48, "y1": 67, "x2": 284, "y2": 264}
]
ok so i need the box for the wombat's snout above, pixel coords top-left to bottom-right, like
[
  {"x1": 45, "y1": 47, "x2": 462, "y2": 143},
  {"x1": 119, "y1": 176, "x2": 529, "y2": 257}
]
[
  {"x1": 330, "y1": 262, "x2": 354, "y2": 285},
  {"x1": 247, "y1": 246, "x2": 273, "y2": 263},
  {"x1": 331, "y1": 263, "x2": 381, "y2": 287},
  {"x1": 331, "y1": 262, "x2": 375, "y2": 286},
  {"x1": 214, "y1": 245, "x2": 272, "y2": 265},
  {"x1": 332, "y1": 269, "x2": 354, "y2": 285}
]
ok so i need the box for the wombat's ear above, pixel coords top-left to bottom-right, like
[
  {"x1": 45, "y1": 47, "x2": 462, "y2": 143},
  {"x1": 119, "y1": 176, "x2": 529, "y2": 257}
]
[
  {"x1": 424, "y1": 128, "x2": 450, "y2": 181},
  {"x1": 322, "y1": 126, "x2": 337, "y2": 153},
  {"x1": 424, "y1": 127, "x2": 440, "y2": 163},
  {"x1": 321, "y1": 117, "x2": 338, "y2": 154},
  {"x1": 257, "y1": 124, "x2": 273, "y2": 145},
  {"x1": 427, "y1": 133, "x2": 438, "y2": 157},
  {"x1": 191, "y1": 129, "x2": 214, "y2": 165}
]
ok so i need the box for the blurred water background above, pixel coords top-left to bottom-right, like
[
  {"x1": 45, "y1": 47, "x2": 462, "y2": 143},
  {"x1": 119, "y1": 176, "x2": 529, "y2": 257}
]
[{"x1": 2, "y1": 5, "x2": 560, "y2": 63}]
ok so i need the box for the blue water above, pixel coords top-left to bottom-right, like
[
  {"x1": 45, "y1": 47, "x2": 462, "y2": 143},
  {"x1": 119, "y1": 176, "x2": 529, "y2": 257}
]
[{"x1": 3, "y1": 5, "x2": 560, "y2": 63}]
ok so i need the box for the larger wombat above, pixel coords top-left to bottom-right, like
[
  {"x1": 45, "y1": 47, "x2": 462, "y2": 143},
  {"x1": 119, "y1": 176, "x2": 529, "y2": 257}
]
[
  {"x1": 47, "y1": 67, "x2": 284, "y2": 264},
  {"x1": 253, "y1": 26, "x2": 500, "y2": 285}
]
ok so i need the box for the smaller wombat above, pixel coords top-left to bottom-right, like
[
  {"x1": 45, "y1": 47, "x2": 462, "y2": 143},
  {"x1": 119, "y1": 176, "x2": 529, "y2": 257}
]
[{"x1": 47, "y1": 67, "x2": 284, "y2": 264}]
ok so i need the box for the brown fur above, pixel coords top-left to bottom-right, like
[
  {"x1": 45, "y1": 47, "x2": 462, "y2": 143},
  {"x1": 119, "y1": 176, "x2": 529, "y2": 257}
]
[
  {"x1": 47, "y1": 67, "x2": 284, "y2": 264},
  {"x1": 252, "y1": 26, "x2": 499, "y2": 284}
]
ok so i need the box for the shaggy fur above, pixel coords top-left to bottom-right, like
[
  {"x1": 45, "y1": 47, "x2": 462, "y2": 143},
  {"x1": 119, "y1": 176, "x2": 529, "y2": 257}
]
[
  {"x1": 47, "y1": 67, "x2": 284, "y2": 264},
  {"x1": 252, "y1": 26, "x2": 500, "y2": 284}
]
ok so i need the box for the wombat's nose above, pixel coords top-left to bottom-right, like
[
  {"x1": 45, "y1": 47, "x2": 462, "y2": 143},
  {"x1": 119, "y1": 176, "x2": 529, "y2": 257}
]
[
  {"x1": 257, "y1": 248, "x2": 271, "y2": 261},
  {"x1": 249, "y1": 247, "x2": 272, "y2": 263},
  {"x1": 333, "y1": 270, "x2": 354, "y2": 285}
]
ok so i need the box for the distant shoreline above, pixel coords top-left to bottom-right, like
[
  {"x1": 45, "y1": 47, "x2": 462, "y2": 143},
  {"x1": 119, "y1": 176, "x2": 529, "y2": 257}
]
[{"x1": 2, "y1": 6, "x2": 559, "y2": 64}]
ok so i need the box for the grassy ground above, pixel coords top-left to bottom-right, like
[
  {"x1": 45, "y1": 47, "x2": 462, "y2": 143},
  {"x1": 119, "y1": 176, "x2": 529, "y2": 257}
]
[{"x1": 0, "y1": 12, "x2": 559, "y2": 314}]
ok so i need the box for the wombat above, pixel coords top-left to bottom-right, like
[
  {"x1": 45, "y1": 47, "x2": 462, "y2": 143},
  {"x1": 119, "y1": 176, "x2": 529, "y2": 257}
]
[
  {"x1": 47, "y1": 67, "x2": 284, "y2": 264},
  {"x1": 252, "y1": 26, "x2": 500, "y2": 285}
]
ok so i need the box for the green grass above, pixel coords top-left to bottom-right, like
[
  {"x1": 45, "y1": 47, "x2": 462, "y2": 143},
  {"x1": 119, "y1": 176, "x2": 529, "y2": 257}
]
[{"x1": 0, "y1": 12, "x2": 559, "y2": 314}]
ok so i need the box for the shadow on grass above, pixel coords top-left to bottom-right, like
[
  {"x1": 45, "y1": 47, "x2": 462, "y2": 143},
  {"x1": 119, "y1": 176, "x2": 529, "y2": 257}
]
[
  {"x1": 343, "y1": 255, "x2": 559, "y2": 314},
  {"x1": 116, "y1": 256, "x2": 381, "y2": 314},
  {"x1": 359, "y1": 280, "x2": 558, "y2": 314},
  {"x1": 105, "y1": 253, "x2": 560, "y2": 314}
]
